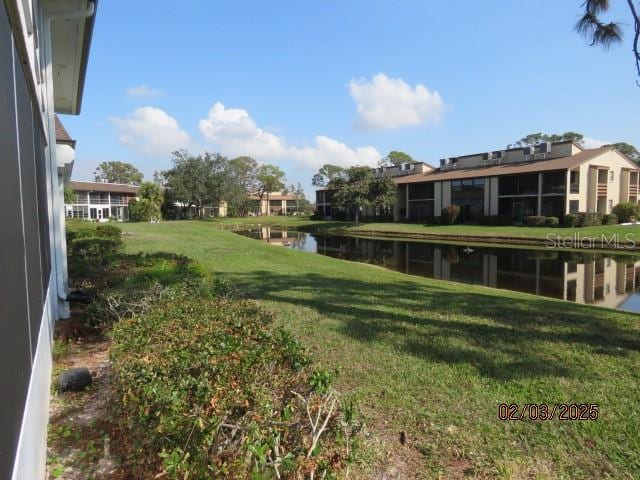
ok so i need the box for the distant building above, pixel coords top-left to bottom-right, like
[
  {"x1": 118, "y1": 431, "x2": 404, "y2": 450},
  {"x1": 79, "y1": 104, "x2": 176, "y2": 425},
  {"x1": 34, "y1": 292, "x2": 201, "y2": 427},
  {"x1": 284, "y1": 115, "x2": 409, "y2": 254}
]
[
  {"x1": 317, "y1": 142, "x2": 640, "y2": 223},
  {"x1": 250, "y1": 192, "x2": 304, "y2": 216},
  {"x1": 65, "y1": 180, "x2": 139, "y2": 221},
  {"x1": 0, "y1": 1, "x2": 97, "y2": 478}
]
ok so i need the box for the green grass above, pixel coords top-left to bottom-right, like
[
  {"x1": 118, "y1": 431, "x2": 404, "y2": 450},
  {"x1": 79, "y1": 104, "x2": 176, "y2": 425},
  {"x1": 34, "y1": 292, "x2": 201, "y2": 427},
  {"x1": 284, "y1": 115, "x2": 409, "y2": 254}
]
[
  {"x1": 205, "y1": 215, "x2": 640, "y2": 245},
  {"x1": 122, "y1": 220, "x2": 640, "y2": 479}
]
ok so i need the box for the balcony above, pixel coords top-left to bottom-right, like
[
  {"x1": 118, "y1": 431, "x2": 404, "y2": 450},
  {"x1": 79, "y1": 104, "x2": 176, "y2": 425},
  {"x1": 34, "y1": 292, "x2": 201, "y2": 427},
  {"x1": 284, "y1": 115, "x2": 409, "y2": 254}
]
[
  {"x1": 597, "y1": 183, "x2": 607, "y2": 197},
  {"x1": 570, "y1": 183, "x2": 579, "y2": 194}
]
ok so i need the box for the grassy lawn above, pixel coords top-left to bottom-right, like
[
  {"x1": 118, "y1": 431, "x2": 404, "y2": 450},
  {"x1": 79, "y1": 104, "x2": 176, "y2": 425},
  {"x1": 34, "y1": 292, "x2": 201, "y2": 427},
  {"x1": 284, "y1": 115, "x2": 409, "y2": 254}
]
[
  {"x1": 205, "y1": 215, "x2": 640, "y2": 245},
  {"x1": 122, "y1": 220, "x2": 640, "y2": 479}
]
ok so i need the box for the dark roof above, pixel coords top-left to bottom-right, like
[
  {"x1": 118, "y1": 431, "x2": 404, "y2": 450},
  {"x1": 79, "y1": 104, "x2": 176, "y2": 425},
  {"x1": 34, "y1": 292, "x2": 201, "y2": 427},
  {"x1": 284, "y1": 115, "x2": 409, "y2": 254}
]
[
  {"x1": 68, "y1": 180, "x2": 139, "y2": 194},
  {"x1": 55, "y1": 115, "x2": 76, "y2": 147},
  {"x1": 394, "y1": 147, "x2": 615, "y2": 185}
]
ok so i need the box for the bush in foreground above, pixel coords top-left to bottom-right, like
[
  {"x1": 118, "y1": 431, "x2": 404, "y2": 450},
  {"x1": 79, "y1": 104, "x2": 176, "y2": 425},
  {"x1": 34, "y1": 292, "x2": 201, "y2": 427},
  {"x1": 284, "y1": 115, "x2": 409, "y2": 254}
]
[
  {"x1": 66, "y1": 221, "x2": 123, "y2": 282},
  {"x1": 109, "y1": 289, "x2": 359, "y2": 479}
]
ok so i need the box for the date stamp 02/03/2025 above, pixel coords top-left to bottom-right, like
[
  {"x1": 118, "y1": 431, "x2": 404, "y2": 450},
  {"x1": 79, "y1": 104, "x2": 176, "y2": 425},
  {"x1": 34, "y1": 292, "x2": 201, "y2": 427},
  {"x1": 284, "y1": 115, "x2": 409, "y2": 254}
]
[{"x1": 498, "y1": 403, "x2": 599, "y2": 421}]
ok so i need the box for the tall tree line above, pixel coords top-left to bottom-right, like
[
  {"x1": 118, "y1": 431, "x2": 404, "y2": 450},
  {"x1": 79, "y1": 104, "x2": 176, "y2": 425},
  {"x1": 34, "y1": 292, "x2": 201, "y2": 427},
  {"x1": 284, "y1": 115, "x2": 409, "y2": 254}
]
[{"x1": 157, "y1": 150, "x2": 292, "y2": 218}]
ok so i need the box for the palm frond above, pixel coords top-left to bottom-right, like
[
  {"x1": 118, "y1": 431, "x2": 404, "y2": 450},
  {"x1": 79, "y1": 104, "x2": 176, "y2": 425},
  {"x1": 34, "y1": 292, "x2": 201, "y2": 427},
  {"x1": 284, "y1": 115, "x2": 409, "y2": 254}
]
[{"x1": 591, "y1": 22, "x2": 624, "y2": 48}]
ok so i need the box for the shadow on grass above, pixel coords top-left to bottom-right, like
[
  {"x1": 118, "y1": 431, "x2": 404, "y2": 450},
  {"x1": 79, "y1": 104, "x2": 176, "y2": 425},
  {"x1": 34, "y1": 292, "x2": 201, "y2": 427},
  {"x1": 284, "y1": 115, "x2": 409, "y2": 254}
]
[{"x1": 222, "y1": 269, "x2": 639, "y2": 381}]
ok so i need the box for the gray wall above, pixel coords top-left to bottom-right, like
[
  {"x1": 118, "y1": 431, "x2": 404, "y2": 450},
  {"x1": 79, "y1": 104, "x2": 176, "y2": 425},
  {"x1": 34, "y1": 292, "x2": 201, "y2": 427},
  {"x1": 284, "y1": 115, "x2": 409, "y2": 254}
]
[{"x1": 0, "y1": 3, "x2": 52, "y2": 478}]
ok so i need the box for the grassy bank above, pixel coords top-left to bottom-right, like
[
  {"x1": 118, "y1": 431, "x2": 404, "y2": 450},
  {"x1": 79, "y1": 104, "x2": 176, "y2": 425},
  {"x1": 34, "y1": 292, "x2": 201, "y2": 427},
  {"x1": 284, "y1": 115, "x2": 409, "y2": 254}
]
[
  {"x1": 122, "y1": 220, "x2": 640, "y2": 479},
  {"x1": 206, "y1": 216, "x2": 640, "y2": 247}
]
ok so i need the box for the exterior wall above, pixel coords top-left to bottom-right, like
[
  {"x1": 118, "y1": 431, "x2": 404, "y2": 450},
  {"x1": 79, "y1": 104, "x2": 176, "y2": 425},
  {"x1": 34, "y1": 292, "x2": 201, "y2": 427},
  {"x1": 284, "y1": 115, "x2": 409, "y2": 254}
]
[
  {"x1": 581, "y1": 150, "x2": 638, "y2": 213},
  {"x1": 1, "y1": 1, "x2": 94, "y2": 478},
  {"x1": 1, "y1": 2, "x2": 60, "y2": 479}
]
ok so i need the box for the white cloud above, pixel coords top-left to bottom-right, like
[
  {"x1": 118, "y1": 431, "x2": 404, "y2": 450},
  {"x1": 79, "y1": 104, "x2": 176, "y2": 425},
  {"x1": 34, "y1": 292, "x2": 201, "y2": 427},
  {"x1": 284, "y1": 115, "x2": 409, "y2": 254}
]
[
  {"x1": 126, "y1": 85, "x2": 165, "y2": 98},
  {"x1": 111, "y1": 107, "x2": 193, "y2": 156},
  {"x1": 581, "y1": 137, "x2": 610, "y2": 149},
  {"x1": 348, "y1": 73, "x2": 445, "y2": 130},
  {"x1": 198, "y1": 102, "x2": 288, "y2": 159},
  {"x1": 198, "y1": 102, "x2": 380, "y2": 169}
]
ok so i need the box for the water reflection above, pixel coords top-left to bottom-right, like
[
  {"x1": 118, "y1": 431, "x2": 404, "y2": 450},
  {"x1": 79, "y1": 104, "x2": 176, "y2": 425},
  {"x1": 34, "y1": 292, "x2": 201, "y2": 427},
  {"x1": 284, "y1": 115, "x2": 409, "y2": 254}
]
[{"x1": 239, "y1": 227, "x2": 640, "y2": 313}]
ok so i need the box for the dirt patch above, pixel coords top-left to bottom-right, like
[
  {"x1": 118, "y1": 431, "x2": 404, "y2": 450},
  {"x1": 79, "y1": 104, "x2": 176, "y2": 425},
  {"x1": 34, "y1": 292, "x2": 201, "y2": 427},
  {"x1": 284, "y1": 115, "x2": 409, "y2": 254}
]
[{"x1": 47, "y1": 339, "x2": 123, "y2": 480}]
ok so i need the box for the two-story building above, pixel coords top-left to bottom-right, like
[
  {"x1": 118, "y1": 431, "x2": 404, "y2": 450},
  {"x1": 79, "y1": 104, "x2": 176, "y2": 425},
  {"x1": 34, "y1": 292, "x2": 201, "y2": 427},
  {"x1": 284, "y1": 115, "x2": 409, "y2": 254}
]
[
  {"x1": 317, "y1": 142, "x2": 640, "y2": 223},
  {"x1": 251, "y1": 192, "x2": 304, "y2": 216},
  {"x1": 65, "y1": 180, "x2": 139, "y2": 221}
]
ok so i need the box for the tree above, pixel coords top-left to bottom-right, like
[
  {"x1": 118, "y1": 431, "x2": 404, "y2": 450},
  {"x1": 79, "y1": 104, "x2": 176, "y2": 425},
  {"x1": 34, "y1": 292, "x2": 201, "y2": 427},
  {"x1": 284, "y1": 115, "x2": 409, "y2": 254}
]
[
  {"x1": 311, "y1": 164, "x2": 345, "y2": 187},
  {"x1": 94, "y1": 161, "x2": 143, "y2": 184},
  {"x1": 226, "y1": 156, "x2": 259, "y2": 216},
  {"x1": 256, "y1": 164, "x2": 286, "y2": 215},
  {"x1": 328, "y1": 166, "x2": 395, "y2": 225},
  {"x1": 161, "y1": 150, "x2": 229, "y2": 217},
  {"x1": 380, "y1": 151, "x2": 415, "y2": 167},
  {"x1": 129, "y1": 182, "x2": 163, "y2": 222},
  {"x1": 511, "y1": 132, "x2": 585, "y2": 148},
  {"x1": 63, "y1": 183, "x2": 75, "y2": 204},
  {"x1": 575, "y1": 0, "x2": 640, "y2": 84},
  {"x1": 611, "y1": 142, "x2": 640, "y2": 162}
]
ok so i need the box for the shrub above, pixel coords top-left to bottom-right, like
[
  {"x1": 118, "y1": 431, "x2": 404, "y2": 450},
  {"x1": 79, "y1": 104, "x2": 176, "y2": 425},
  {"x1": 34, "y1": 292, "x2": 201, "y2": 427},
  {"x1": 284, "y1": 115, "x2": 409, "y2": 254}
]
[
  {"x1": 129, "y1": 198, "x2": 161, "y2": 222},
  {"x1": 544, "y1": 216, "x2": 560, "y2": 227},
  {"x1": 611, "y1": 202, "x2": 639, "y2": 223},
  {"x1": 577, "y1": 212, "x2": 603, "y2": 227},
  {"x1": 526, "y1": 216, "x2": 546, "y2": 227},
  {"x1": 109, "y1": 291, "x2": 358, "y2": 479},
  {"x1": 563, "y1": 213, "x2": 578, "y2": 227},
  {"x1": 95, "y1": 224, "x2": 122, "y2": 240},
  {"x1": 602, "y1": 213, "x2": 618, "y2": 225},
  {"x1": 441, "y1": 205, "x2": 460, "y2": 225},
  {"x1": 66, "y1": 222, "x2": 124, "y2": 285}
]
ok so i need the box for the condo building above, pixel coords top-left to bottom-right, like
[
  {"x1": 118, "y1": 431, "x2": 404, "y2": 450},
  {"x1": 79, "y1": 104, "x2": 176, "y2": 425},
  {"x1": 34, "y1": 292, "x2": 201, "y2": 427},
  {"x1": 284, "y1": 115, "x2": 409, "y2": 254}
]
[
  {"x1": 65, "y1": 180, "x2": 139, "y2": 221},
  {"x1": 316, "y1": 142, "x2": 640, "y2": 223}
]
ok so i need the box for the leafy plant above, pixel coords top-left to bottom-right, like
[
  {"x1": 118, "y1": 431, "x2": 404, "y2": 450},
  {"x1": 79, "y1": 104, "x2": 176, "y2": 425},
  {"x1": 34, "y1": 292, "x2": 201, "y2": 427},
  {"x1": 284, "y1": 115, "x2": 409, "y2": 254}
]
[
  {"x1": 441, "y1": 204, "x2": 460, "y2": 224},
  {"x1": 109, "y1": 289, "x2": 356, "y2": 479},
  {"x1": 612, "y1": 202, "x2": 639, "y2": 223}
]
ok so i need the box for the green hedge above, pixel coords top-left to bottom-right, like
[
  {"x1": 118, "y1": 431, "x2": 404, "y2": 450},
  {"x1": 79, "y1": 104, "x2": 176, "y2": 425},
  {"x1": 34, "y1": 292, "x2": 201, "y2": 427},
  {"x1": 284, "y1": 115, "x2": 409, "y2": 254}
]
[
  {"x1": 66, "y1": 221, "x2": 123, "y2": 286},
  {"x1": 110, "y1": 291, "x2": 357, "y2": 479},
  {"x1": 525, "y1": 215, "x2": 546, "y2": 227}
]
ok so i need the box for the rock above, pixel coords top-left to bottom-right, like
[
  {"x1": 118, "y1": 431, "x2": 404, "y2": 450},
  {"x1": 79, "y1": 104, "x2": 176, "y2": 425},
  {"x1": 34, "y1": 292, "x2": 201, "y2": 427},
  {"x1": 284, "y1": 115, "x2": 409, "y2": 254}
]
[
  {"x1": 59, "y1": 368, "x2": 92, "y2": 392},
  {"x1": 67, "y1": 289, "x2": 91, "y2": 304}
]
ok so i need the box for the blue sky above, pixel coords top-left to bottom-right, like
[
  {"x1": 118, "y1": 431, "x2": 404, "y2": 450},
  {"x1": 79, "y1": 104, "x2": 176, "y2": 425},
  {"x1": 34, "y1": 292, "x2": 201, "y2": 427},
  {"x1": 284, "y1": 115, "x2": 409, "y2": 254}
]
[{"x1": 64, "y1": 0, "x2": 640, "y2": 196}]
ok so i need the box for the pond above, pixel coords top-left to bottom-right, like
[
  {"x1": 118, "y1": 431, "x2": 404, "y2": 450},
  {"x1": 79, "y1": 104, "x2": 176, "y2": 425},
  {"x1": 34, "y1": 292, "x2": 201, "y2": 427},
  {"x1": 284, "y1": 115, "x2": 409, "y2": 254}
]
[{"x1": 236, "y1": 226, "x2": 640, "y2": 313}]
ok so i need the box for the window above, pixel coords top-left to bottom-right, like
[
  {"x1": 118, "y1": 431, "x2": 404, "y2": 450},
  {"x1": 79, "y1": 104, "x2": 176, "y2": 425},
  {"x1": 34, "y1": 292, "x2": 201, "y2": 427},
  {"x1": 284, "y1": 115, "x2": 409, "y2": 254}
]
[
  {"x1": 569, "y1": 200, "x2": 579, "y2": 213},
  {"x1": 609, "y1": 171, "x2": 614, "y2": 182},
  {"x1": 542, "y1": 171, "x2": 566, "y2": 194},
  {"x1": 498, "y1": 174, "x2": 538, "y2": 196},
  {"x1": 408, "y1": 182, "x2": 434, "y2": 200},
  {"x1": 570, "y1": 170, "x2": 579, "y2": 193},
  {"x1": 608, "y1": 199, "x2": 613, "y2": 211}
]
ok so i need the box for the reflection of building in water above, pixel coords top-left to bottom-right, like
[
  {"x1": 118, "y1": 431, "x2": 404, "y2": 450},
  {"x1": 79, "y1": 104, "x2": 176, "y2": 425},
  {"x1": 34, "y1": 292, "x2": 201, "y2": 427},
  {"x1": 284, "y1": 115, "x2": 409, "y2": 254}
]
[
  {"x1": 255, "y1": 227, "x2": 307, "y2": 250},
  {"x1": 314, "y1": 235, "x2": 640, "y2": 309},
  {"x1": 399, "y1": 243, "x2": 640, "y2": 309}
]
